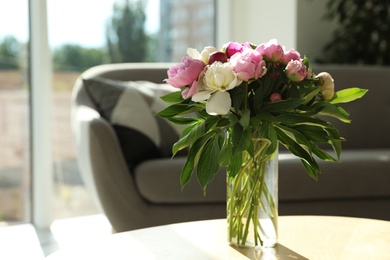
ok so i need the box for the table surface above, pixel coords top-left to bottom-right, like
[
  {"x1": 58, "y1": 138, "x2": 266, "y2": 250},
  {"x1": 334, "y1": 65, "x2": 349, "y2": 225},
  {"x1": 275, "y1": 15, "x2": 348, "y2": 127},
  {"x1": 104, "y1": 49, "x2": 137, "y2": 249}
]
[{"x1": 46, "y1": 215, "x2": 390, "y2": 260}]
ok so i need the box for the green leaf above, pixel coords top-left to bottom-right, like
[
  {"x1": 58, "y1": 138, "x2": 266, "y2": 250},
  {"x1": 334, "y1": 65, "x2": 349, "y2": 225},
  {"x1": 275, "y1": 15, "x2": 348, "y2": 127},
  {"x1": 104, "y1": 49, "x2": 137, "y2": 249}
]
[
  {"x1": 323, "y1": 126, "x2": 342, "y2": 160},
  {"x1": 226, "y1": 152, "x2": 243, "y2": 178},
  {"x1": 301, "y1": 86, "x2": 320, "y2": 104},
  {"x1": 301, "y1": 159, "x2": 319, "y2": 180},
  {"x1": 160, "y1": 91, "x2": 183, "y2": 103},
  {"x1": 259, "y1": 121, "x2": 278, "y2": 156},
  {"x1": 289, "y1": 82, "x2": 317, "y2": 100},
  {"x1": 274, "y1": 124, "x2": 320, "y2": 173},
  {"x1": 197, "y1": 136, "x2": 221, "y2": 190},
  {"x1": 275, "y1": 114, "x2": 330, "y2": 128},
  {"x1": 246, "y1": 135, "x2": 255, "y2": 158},
  {"x1": 262, "y1": 98, "x2": 304, "y2": 113},
  {"x1": 275, "y1": 66, "x2": 290, "y2": 84},
  {"x1": 293, "y1": 124, "x2": 331, "y2": 143},
  {"x1": 250, "y1": 114, "x2": 262, "y2": 128},
  {"x1": 156, "y1": 103, "x2": 204, "y2": 118},
  {"x1": 253, "y1": 76, "x2": 273, "y2": 107},
  {"x1": 173, "y1": 121, "x2": 205, "y2": 155},
  {"x1": 205, "y1": 116, "x2": 222, "y2": 132},
  {"x1": 313, "y1": 101, "x2": 351, "y2": 123},
  {"x1": 216, "y1": 117, "x2": 230, "y2": 128},
  {"x1": 302, "y1": 56, "x2": 310, "y2": 68},
  {"x1": 276, "y1": 124, "x2": 312, "y2": 155},
  {"x1": 227, "y1": 114, "x2": 239, "y2": 126},
  {"x1": 239, "y1": 109, "x2": 251, "y2": 129},
  {"x1": 294, "y1": 124, "x2": 342, "y2": 158},
  {"x1": 230, "y1": 83, "x2": 246, "y2": 112},
  {"x1": 166, "y1": 117, "x2": 200, "y2": 125},
  {"x1": 311, "y1": 144, "x2": 337, "y2": 162},
  {"x1": 232, "y1": 123, "x2": 251, "y2": 156},
  {"x1": 180, "y1": 132, "x2": 214, "y2": 188},
  {"x1": 180, "y1": 153, "x2": 197, "y2": 188},
  {"x1": 331, "y1": 88, "x2": 368, "y2": 104},
  {"x1": 218, "y1": 132, "x2": 232, "y2": 166}
]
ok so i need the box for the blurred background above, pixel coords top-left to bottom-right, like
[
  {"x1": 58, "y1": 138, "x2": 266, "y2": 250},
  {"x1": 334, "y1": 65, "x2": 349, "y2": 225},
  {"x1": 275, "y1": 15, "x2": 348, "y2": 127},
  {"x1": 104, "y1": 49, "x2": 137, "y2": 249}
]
[
  {"x1": 0, "y1": 0, "x2": 216, "y2": 227},
  {"x1": 0, "y1": 0, "x2": 388, "y2": 229}
]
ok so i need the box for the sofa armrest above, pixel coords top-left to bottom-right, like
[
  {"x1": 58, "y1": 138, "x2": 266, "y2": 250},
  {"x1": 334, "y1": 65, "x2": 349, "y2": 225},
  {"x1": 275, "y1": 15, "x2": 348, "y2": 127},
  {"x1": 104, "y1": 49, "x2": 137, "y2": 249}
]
[{"x1": 73, "y1": 106, "x2": 148, "y2": 229}]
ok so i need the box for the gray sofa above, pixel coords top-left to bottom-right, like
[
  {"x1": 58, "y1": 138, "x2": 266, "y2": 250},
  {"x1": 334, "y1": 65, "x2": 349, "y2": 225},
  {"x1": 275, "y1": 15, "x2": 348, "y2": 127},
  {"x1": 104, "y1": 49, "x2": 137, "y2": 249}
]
[
  {"x1": 71, "y1": 63, "x2": 390, "y2": 232},
  {"x1": 278, "y1": 65, "x2": 390, "y2": 220}
]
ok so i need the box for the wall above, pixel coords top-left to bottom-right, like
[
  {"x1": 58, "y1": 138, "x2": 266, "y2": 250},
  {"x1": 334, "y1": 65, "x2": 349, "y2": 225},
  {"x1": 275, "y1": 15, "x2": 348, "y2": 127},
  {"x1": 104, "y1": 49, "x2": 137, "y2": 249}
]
[
  {"x1": 221, "y1": 0, "x2": 297, "y2": 49},
  {"x1": 296, "y1": 0, "x2": 337, "y2": 61},
  {"x1": 216, "y1": 0, "x2": 336, "y2": 59}
]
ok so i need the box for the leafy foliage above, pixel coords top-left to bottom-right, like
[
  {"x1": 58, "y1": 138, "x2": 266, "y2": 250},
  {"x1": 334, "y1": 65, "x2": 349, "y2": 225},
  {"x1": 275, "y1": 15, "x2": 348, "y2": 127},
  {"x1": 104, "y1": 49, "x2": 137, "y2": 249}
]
[
  {"x1": 157, "y1": 60, "x2": 367, "y2": 191},
  {"x1": 321, "y1": 0, "x2": 390, "y2": 65}
]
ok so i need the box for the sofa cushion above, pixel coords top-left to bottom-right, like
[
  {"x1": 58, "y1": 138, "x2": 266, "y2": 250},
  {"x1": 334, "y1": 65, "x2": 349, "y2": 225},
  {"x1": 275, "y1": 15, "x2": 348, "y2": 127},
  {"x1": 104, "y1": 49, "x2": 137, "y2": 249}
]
[
  {"x1": 135, "y1": 157, "x2": 227, "y2": 204},
  {"x1": 279, "y1": 149, "x2": 390, "y2": 201},
  {"x1": 136, "y1": 149, "x2": 390, "y2": 204},
  {"x1": 83, "y1": 77, "x2": 182, "y2": 170}
]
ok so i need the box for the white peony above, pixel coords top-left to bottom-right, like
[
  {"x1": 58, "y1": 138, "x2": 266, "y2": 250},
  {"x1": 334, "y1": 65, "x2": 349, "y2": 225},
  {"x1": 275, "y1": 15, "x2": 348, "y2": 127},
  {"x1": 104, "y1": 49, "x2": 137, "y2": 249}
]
[
  {"x1": 187, "y1": 46, "x2": 218, "y2": 65},
  {"x1": 192, "y1": 62, "x2": 238, "y2": 115}
]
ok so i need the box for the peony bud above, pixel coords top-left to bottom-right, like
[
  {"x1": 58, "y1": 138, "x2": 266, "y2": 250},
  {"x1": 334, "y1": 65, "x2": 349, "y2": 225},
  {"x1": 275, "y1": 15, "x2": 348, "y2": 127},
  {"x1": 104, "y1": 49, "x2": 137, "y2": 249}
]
[
  {"x1": 270, "y1": 93, "x2": 282, "y2": 102},
  {"x1": 208, "y1": 51, "x2": 228, "y2": 65},
  {"x1": 225, "y1": 42, "x2": 245, "y2": 58},
  {"x1": 281, "y1": 48, "x2": 301, "y2": 64},
  {"x1": 316, "y1": 72, "x2": 335, "y2": 100},
  {"x1": 285, "y1": 60, "x2": 307, "y2": 82},
  {"x1": 256, "y1": 39, "x2": 284, "y2": 62}
]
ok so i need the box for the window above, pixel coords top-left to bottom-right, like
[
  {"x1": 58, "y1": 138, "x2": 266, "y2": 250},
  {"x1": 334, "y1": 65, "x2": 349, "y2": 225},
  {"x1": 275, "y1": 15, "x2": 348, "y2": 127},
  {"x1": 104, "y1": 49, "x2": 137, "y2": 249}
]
[
  {"x1": 0, "y1": 0, "x2": 215, "y2": 228},
  {"x1": 0, "y1": 0, "x2": 216, "y2": 226},
  {"x1": 47, "y1": 0, "x2": 216, "y2": 221},
  {"x1": 0, "y1": 0, "x2": 31, "y2": 224}
]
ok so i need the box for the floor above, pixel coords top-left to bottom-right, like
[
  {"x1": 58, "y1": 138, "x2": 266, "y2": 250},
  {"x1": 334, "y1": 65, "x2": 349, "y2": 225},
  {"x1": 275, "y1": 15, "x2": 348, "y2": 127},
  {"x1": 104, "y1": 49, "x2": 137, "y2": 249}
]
[
  {"x1": 0, "y1": 214, "x2": 112, "y2": 260},
  {"x1": 0, "y1": 74, "x2": 112, "y2": 259}
]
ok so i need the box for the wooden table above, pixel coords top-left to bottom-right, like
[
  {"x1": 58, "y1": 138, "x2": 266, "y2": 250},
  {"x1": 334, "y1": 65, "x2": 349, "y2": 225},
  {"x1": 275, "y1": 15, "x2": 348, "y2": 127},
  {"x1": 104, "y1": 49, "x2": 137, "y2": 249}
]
[{"x1": 46, "y1": 216, "x2": 390, "y2": 260}]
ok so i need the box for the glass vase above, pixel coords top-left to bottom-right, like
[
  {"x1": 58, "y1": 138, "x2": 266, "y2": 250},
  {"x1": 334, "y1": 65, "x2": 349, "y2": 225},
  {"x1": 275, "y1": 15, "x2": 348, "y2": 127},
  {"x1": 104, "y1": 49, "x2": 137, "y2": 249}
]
[{"x1": 227, "y1": 138, "x2": 278, "y2": 248}]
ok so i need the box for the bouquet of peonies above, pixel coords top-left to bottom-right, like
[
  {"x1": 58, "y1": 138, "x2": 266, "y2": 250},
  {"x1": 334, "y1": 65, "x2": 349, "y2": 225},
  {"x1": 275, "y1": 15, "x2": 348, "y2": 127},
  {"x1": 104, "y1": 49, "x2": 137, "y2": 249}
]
[{"x1": 157, "y1": 39, "x2": 367, "y2": 191}]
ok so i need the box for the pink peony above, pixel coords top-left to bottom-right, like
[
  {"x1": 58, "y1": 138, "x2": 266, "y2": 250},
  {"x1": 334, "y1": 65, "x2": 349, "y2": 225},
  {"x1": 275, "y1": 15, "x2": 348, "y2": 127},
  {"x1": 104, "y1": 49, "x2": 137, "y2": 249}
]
[
  {"x1": 256, "y1": 39, "x2": 284, "y2": 62},
  {"x1": 281, "y1": 49, "x2": 301, "y2": 64},
  {"x1": 230, "y1": 48, "x2": 267, "y2": 81},
  {"x1": 225, "y1": 41, "x2": 251, "y2": 58},
  {"x1": 182, "y1": 80, "x2": 200, "y2": 99},
  {"x1": 165, "y1": 56, "x2": 205, "y2": 97},
  {"x1": 285, "y1": 60, "x2": 307, "y2": 82}
]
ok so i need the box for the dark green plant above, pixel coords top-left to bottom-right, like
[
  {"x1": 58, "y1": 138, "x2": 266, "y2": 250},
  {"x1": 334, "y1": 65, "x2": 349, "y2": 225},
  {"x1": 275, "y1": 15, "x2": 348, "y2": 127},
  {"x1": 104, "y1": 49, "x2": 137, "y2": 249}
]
[
  {"x1": 0, "y1": 35, "x2": 20, "y2": 69},
  {"x1": 320, "y1": 0, "x2": 390, "y2": 65},
  {"x1": 52, "y1": 44, "x2": 106, "y2": 72},
  {"x1": 105, "y1": 0, "x2": 148, "y2": 63}
]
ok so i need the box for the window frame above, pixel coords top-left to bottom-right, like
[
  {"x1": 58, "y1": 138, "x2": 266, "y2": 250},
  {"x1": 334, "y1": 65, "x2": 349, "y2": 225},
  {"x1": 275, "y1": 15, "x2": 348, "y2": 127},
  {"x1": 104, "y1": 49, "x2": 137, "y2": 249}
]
[{"x1": 29, "y1": 0, "x2": 53, "y2": 228}]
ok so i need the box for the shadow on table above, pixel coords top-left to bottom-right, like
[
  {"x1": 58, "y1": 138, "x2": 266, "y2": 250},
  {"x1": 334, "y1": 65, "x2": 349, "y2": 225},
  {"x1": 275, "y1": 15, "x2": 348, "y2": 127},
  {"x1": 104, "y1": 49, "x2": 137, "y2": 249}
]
[{"x1": 232, "y1": 243, "x2": 309, "y2": 260}]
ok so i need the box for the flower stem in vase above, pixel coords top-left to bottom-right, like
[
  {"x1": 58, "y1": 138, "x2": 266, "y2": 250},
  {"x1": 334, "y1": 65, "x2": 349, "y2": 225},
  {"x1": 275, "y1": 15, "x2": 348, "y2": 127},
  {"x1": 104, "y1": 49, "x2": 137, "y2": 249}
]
[{"x1": 227, "y1": 139, "x2": 278, "y2": 249}]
